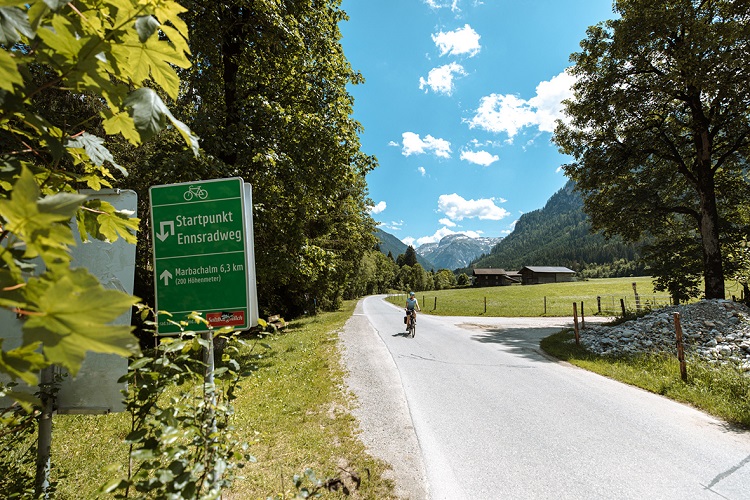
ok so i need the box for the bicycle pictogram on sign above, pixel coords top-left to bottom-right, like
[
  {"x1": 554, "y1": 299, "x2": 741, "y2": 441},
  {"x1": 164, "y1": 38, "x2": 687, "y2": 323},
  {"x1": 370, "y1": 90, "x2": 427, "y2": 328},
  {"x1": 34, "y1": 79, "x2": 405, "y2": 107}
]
[{"x1": 184, "y1": 185, "x2": 208, "y2": 201}]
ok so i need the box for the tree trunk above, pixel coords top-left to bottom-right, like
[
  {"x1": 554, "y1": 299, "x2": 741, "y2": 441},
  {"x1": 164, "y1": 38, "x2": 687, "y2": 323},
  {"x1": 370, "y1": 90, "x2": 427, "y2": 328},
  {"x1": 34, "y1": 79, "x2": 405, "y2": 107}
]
[
  {"x1": 219, "y1": 5, "x2": 246, "y2": 166},
  {"x1": 698, "y1": 176, "x2": 725, "y2": 299}
]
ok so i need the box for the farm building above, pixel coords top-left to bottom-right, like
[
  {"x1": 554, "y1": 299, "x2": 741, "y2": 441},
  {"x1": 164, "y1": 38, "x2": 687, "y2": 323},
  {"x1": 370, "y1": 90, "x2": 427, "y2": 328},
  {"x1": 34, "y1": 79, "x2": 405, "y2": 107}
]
[
  {"x1": 472, "y1": 268, "x2": 521, "y2": 287},
  {"x1": 519, "y1": 266, "x2": 575, "y2": 285}
]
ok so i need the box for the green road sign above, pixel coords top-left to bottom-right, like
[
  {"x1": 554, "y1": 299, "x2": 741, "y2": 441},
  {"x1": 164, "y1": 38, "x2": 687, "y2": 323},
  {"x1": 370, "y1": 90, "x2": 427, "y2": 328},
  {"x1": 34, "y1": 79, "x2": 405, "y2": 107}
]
[{"x1": 150, "y1": 178, "x2": 251, "y2": 334}]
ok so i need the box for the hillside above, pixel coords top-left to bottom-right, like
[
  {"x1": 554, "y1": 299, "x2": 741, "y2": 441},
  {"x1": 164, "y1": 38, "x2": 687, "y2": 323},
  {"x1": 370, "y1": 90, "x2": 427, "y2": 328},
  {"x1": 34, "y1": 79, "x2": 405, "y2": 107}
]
[
  {"x1": 468, "y1": 180, "x2": 644, "y2": 276},
  {"x1": 417, "y1": 234, "x2": 502, "y2": 270},
  {"x1": 374, "y1": 228, "x2": 436, "y2": 270}
]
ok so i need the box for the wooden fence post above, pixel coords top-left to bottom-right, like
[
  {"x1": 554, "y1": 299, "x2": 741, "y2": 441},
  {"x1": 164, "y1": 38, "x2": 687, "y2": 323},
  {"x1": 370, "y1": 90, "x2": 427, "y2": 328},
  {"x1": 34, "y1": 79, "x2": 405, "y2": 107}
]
[
  {"x1": 597, "y1": 296, "x2": 601, "y2": 315},
  {"x1": 484, "y1": 296, "x2": 487, "y2": 314},
  {"x1": 580, "y1": 301, "x2": 585, "y2": 329},
  {"x1": 620, "y1": 298, "x2": 626, "y2": 317},
  {"x1": 434, "y1": 296, "x2": 437, "y2": 311},
  {"x1": 544, "y1": 296, "x2": 547, "y2": 315},
  {"x1": 573, "y1": 302, "x2": 580, "y2": 346},
  {"x1": 632, "y1": 282, "x2": 641, "y2": 313},
  {"x1": 674, "y1": 313, "x2": 688, "y2": 382}
]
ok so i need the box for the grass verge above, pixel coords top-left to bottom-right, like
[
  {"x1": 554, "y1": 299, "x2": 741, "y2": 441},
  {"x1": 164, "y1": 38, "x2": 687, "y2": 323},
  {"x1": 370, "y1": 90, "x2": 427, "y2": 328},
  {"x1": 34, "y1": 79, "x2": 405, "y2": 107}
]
[
  {"x1": 49, "y1": 300, "x2": 394, "y2": 499},
  {"x1": 540, "y1": 329, "x2": 750, "y2": 428}
]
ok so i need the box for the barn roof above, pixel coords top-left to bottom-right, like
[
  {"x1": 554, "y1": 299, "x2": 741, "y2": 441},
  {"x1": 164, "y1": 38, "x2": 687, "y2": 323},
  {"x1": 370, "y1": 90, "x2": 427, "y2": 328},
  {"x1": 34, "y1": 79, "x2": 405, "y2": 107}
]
[
  {"x1": 521, "y1": 266, "x2": 575, "y2": 274},
  {"x1": 472, "y1": 268, "x2": 507, "y2": 275}
]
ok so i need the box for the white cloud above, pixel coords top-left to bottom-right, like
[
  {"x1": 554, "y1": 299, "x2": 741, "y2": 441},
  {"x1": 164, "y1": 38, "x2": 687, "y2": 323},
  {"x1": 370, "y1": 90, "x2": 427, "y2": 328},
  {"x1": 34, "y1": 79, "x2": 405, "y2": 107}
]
[
  {"x1": 439, "y1": 218, "x2": 456, "y2": 227},
  {"x1": 388, "y1": 140, "x2": 399, "y2": 147},
  {"x1": 401, "y1": 132, "x2": 452, "y2": 158},
  {"x1": 419, "y1": 62, "x2": 466, "y2": 95},
  {"x1": 402, "y1": 236, "x2": 416, "y2": 247},
  {"x1": 466, "y1": 70, "x2": 576, "y2": 140},
  {"x1": 432, "y1": 24, "x2": 481, "y2": 57},
  {"x1": 418, "y1": 166, "x2": 427, "y2": 176},
  {"x1": 460, "y1": 150, "x2": 499, "y2": 166},
  {"x1": 380, "y1": 220, "x2": 404, "y2": 232},
  {"x1": 438, "y1": 193, "x2": 510, "y2": 221},
  {"x1": 369, "y1": 201, "x2": 386, "y2": 214},
  {"x1": 424, "y1": 0, "x2": 462, "y2": 12}
]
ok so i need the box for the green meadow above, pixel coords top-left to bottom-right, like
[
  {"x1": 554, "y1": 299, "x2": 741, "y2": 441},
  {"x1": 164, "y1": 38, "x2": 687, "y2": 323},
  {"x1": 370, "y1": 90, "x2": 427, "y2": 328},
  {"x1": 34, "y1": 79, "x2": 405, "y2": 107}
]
[{"x1": 387, "y1": 276, "x2": 747, "y2": 317}]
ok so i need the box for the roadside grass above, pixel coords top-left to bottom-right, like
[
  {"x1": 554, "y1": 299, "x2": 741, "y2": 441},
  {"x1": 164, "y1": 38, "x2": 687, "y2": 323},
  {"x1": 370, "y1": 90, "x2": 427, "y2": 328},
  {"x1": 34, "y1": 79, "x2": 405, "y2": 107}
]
[
  {"x1": 388, "y1": 276, "x2": 747, "y2": 317},
  {"x1": 540, "y1": 330, "x2": 750, "y2": 428},
  {"x1": 48, "y1": 300, "x2": 394, "y2": 499}
]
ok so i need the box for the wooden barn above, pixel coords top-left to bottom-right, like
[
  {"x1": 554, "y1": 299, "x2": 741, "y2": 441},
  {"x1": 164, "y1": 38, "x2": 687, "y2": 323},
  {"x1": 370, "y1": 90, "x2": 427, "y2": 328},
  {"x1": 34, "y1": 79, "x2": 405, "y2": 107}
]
[
  {"x1": 472, "y1": 268, "x2": 521, "y2": 287},
  {"x1": 519, "y1": 266, "x2": 575, "y2": 285}
]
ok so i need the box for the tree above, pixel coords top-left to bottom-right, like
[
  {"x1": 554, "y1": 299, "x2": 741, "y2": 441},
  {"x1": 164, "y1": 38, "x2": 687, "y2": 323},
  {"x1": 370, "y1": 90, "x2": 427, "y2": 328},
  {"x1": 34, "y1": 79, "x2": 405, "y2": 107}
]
[
  {"x1": 555, "y1": 0, "x2": 750, "y2": 300},
  {"x1": 397, "y1": 246, "x2": 419, "y2": 267},
  {"x1": 345, "y1": 250, "x2": 397, "y2": 298},
  {"x1": 434, "y1": 269, "x2": 456, "y2": 290},
  {"x1": 643, "y1": 217, "x2": 703, "y2": 304},
  {"x1": 396, "y1": 264, "x2": 412, "y2": 291},
  {"x1": 456, "y1": 273, "x2": 471, "y2": 287},
  {"x1": 0, "y1": 0, "x2": 195, "y2": 392},
  {"x1": 409, "y1": 263, "x2": 430, "y2": 292},
  {"x1": 119, "y1": 0, "x2": 377, "y2": 318}
]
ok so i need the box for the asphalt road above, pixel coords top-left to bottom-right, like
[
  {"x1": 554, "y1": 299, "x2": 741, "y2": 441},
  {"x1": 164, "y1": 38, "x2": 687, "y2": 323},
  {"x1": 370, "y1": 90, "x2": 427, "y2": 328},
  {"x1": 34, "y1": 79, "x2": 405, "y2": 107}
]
[{"x1": 340, "y1": 295, "x2": 750, "y2": 500}]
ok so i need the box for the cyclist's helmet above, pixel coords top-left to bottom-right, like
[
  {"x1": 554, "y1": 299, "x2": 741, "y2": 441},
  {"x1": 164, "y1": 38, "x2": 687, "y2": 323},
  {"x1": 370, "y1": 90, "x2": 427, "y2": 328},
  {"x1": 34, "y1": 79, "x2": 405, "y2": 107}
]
[{"x1": 409, "y1": 292, "x2": 415, "y2": 297}]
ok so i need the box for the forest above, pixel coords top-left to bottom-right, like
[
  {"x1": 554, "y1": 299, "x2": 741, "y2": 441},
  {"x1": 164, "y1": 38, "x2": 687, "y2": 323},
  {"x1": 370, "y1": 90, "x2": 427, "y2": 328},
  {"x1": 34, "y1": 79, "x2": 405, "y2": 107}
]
[{"x1": 467, "y1": 180, "x2": 646, "y2": 278}]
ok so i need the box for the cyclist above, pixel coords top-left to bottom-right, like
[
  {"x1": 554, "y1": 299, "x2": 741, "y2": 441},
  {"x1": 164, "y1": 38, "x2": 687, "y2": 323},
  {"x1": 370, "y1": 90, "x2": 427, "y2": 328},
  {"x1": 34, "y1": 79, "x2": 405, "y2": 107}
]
[{"x1": 405, "y1": 291, "x2": 421, "y2": 330}]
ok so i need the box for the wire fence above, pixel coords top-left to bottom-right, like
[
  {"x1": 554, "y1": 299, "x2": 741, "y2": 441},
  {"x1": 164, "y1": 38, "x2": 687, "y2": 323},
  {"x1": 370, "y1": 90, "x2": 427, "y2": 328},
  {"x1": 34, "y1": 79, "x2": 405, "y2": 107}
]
[{"x1": 386, "y1": 291, "x2": 673, "y2": 317}]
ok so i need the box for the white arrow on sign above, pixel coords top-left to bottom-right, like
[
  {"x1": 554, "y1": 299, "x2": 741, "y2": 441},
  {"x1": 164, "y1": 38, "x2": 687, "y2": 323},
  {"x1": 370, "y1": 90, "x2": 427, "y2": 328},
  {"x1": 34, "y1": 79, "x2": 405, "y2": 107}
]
[
  {"x1": 160, "y1": 269, "x2": 173, "y2": 286},
  {"x1": 156, "y1": 220, "x2": 175, "y2": 242}
]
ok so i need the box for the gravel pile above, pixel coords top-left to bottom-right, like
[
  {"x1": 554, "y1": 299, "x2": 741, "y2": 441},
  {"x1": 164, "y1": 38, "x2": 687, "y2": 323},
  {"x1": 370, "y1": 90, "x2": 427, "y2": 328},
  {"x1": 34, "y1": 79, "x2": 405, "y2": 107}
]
[{"x1": 579, "y1": 299, "x2": 750, "y2": 372}]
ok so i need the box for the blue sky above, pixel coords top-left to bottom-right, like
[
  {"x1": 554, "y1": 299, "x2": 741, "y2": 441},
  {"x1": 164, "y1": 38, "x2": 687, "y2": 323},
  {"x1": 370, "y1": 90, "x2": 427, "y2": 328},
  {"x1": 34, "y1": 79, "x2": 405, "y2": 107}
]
[{"x1": 338, "y1": 0, "x2": 615, "y2": 248}]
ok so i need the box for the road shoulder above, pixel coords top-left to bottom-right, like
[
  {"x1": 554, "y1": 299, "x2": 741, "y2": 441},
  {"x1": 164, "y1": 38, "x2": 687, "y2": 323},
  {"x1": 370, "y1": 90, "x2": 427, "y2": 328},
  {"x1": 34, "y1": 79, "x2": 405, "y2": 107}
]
[{"x1": 339, "y1": 298, "x2": 429, "y2": 500}]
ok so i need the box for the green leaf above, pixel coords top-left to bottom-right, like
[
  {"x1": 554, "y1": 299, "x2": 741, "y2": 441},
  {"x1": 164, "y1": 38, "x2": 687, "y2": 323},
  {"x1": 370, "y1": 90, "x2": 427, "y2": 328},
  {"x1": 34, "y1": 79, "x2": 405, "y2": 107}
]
[
  {"x1": 38, "y1": 191, "x2": 87, "y2": 219},
  {"x1": 0, "y1": 268, "x2": 26, "y2": 309},
  {"x1": 22, "y1": 268, "x2": 140, "y2": 375},
  {"x1": 125, "y1": 429, "x2": 148, "y2": 443},
  {"x1": 169, "y1": 114, "x2": 200, "y2": 157},
  {"x1": 123, "y1": 88, "x2": 167, "y2": 142},
  {"x1": 98, "y1": 478, "x2": 128, "y2": 494},
  {"x1": 97, "y1": 209, "x2": 139, "y2": 244},
  {"x1": 131, "y1": 448, "x2": 156, "y2": 461},
  {"x1": 35, "y1": 13, "x2": 83, "y2": 59},
  {"x1": 101, "y1": 111, "x2": 141, "y2": 146},
  {"x1": 0, "y1": 49, "x2": 22, "y2": 92},
  {"x1": 135, "y1": 15, "x2": 160, "y2": 43},
  {"x1": 0, "y1": 339, "x2": 47, "y2": 385},
  {"x1": 66, "y1": 132, "x2": 127, "y2": 177},
  {"x1": 0, "y1": 6, "x2": 33, "y2": 45},
  {"x1": 77, "y1": 198, "x2": 139, "y2": 244},
  {"x1": 42, "y1": 0, "x2": 68, "y2": 10},
  {"x1": 0, "y1": 166, "x2": 78, "y2": 260},
  {"x1": 2, "y1": 389, "x2": 38, "y2": 412},
  {"x1": 116, "y1": 29, "x2": 188, "y2": 100}
]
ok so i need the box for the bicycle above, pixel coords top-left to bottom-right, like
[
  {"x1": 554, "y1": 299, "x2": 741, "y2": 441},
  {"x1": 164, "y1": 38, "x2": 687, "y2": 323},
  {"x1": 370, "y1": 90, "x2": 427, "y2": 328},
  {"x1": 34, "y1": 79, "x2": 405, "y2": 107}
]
[
  {"x1": 183, "y1": 185, "x2": 208, "y2": 201},
  {"x1": 405, "y1": 309, "x2": 416, "y2": 338}
]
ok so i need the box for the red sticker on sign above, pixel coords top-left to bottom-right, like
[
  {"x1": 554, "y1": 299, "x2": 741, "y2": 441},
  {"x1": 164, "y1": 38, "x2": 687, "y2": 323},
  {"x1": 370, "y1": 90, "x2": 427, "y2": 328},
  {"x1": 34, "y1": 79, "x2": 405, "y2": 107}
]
[{"x1": 207, "y1": 311, "x2": 245, "y2": 327}]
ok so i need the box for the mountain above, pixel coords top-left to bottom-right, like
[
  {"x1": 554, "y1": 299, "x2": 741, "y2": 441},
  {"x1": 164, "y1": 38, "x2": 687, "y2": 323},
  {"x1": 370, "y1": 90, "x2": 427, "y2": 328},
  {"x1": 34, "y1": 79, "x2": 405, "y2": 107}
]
[
  {"x1": 417, "y1": 233, "x2": 503, "y2": 271},
  {"x1": 468, "y1": 180, "x2": 644, "y2": 276},
  {"x1": 374, "y1": 228, "x2": 436, "y2": 270}
]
